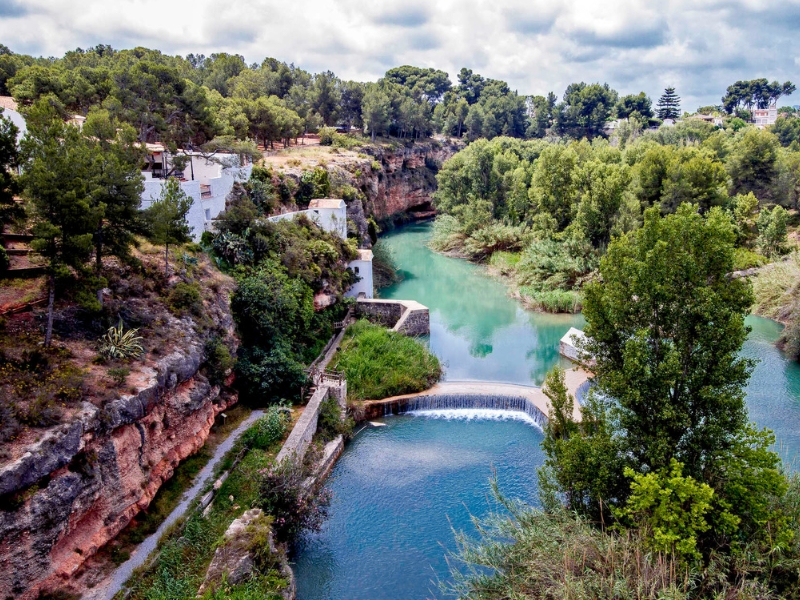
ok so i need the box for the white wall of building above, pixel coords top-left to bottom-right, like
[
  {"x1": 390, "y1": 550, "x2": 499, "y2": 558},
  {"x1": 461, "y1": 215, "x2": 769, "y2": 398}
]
[
  {"x1": 3, "y1": 108, "x2": 26, "y2": 144},
  {"x1": 346, "y1": 250, "x2": 374, "y2": 299},
  {"x1": 140, "y1": 156, "x2": 252, "y2": 241}
]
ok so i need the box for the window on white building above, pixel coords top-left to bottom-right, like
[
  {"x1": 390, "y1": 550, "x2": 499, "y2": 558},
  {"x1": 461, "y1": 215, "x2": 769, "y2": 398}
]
[{"x1": 205, "y1": 208, "x2": 211, "y2": 220}]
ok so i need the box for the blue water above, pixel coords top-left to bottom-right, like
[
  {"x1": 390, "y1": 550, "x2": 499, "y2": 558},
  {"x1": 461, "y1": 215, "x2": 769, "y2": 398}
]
[
  {"x1": 294, "y1": 222, "x2": 800, "y2": 599},
  {"x1": 293, "y1": 414, "x2": 545, "y2": 600}
]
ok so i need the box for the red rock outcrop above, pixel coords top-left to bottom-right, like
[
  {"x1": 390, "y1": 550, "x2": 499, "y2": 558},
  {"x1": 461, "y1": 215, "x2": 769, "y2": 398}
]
[{"x1": 0, "y1": 305, "x2": 238, "y2": 599}]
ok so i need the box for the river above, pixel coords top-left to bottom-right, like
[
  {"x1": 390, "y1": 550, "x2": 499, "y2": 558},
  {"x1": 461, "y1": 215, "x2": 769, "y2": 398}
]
[{"x1": 293, "y1": 221, "x2": 800, "y2": 599}]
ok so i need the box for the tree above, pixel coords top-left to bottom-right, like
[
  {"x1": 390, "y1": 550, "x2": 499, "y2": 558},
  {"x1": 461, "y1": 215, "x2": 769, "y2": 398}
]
[
  {"x1": 616, "y1": 92, "x2": 653, "y2": 121},
  {"x1": 82, "y1": 109, "x2": 145, "y2": 305},
  {"x1": 311, "y1": 70, "x2": 340, "y2": 126},
  {"x1": 656, "y1": 87, "x2": 681, "y2": 120},
  {"x1": 722, "y1": 79, "x2": 795, "y2": 115},
  {"x1": 21, "y1": 99, "x2": 97, "y2": 346},
  {"x1": 0, "y1": 108, "x2": 20, "y2": 227},
  {"x1": 583, "y1": 204, "x2": 754, "y2": 478},
  {"x1": 726, "y1": 128, "x2": 780, "y2": 200},
  {"x1": 361, "y1": 86, "x2": 390, "y2": 142},
  {"x1": 756, "y1": 205, "x2": 788, "y2": 256},
  {"x1": 144, "y1": 177, "x2": 192, "y2": 277},
  {"x1": 555, "y1": 82, "x2": 618, "y2": 139}
]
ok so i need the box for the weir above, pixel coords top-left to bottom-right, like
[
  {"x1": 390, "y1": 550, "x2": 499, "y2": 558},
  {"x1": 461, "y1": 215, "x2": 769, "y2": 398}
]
[{"x1": 393, "y1": 394, "x2": 547, "y2": 429}]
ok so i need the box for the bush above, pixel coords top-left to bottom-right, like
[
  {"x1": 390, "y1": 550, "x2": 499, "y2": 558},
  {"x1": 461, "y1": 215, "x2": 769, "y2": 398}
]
[
  {"x1": 519, "y1": 288, "x2": 582, "y2": 313},
  {"x1": 318, "y1": 127, "x2": 337, "y2": 146},
  {"x1": 317, "y1": 397, "x2": 354, "y2": 442},
  {"x1": 203, "y1": 336, "x2": 234, "y2": 386},
  {"x1": 167, "y1": 282, "x2": 202, "y2": 314},
  {"x1": 331, "y1": 320, "x2": 442, "y2": 400},
  {"x1": 0, "y1": 247, "x2": 8, "y2": 271},
  {"x1": 107, "y1": 367, "x2": 130, "y2": 386},
  {"x1": 732, "y1": 247, "x2": 768, "y2": 271},
  {"x1": 371, "y1": 240, "x2": 401, "y2": 289},
  {"x1": 243, "y1": 407, "x2": 290, "y2": 450},
  {"x1": 463, "y1": 223, "x2": 532, "y2": 260},
  {"x1": 258, "y1": 458, "x2": 331, "y2": 543}
]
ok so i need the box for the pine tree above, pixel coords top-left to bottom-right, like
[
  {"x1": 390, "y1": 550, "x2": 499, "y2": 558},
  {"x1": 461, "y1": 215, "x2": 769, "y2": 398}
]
[
  {"x1": 656, "y1": 87, "x2": 681, "y2": 120},
  {"x1": 144, "y1": 177, "x2": 193, "y2": 277},
  {"x1": 21, "y1": 100, "x2": 98, "y2": 346}
]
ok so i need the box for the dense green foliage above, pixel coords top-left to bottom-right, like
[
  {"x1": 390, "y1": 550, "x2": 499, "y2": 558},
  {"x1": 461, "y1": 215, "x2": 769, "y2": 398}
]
[
  {"x1": 205, "y1": 176, "x2": 357, "y2": 404},
  {"x1": 331, "y1": 319, "x2": 441, "y2": 400},
  {"x1": 432, "y1": 117, "x2": 797, "y2": 312},
  {"x1": 530, "y1": 206, "x2": 799, "y2": 596}
]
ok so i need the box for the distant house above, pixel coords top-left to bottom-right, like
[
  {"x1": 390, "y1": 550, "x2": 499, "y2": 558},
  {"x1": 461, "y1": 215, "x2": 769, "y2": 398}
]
[
  {"x1": 267, "y1": 198, "x2": 374, "y2": 299},
  {"x1": 691, "y1": 113, "x2": 725, "y2": 127},
  {"x1": 752, "y1": 105, "x2": 778, "y2": 128},
  {"x1": 139, "y1": 143, "x2": 253, "y2": 241},
  {"x1": 0, "y1": 96, "x2": 26, "y2": 144}
]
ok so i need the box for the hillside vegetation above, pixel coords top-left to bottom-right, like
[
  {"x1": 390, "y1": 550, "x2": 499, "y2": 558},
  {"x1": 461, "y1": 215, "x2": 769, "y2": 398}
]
[{"x1": 432, "y1": 123, "x2": 799, "y2": 312}]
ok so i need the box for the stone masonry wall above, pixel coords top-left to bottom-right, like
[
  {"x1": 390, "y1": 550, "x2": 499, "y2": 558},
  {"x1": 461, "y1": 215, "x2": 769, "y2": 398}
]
[{"x1": 355, "y1": 299, "x2": 430, "y2": 336}]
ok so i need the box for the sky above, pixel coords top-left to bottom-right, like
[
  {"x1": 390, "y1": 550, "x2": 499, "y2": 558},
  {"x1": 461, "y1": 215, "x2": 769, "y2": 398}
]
[{"x1": 1, "y1": 0, "x2": 798, "y2": 110}]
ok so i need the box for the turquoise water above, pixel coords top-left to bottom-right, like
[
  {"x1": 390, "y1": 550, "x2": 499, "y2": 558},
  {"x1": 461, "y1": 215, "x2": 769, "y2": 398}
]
[
  {"x1": 380, "y1": 222, "x2": 584, "y2": 385},
  {"x1": 294, "y1": 221, "x2": 800, "y2": 599}
]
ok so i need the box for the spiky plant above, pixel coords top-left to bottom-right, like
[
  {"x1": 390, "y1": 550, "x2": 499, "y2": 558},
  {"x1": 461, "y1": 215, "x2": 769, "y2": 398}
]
[{"x1": 98, "y1": 319, "x2": 144, "y2": 360}]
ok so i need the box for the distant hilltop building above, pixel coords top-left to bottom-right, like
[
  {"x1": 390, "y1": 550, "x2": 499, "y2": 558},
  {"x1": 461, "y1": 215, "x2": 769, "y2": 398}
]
[
  {"x1": 752, "y1": 105, "x2": 778, "y2": 128},
  {"x1": 267, "y1": 198, "x2": 374, "y2": 299},
  {"x1": 139, "y1": 143, "x2": 253, "y2": 240}
]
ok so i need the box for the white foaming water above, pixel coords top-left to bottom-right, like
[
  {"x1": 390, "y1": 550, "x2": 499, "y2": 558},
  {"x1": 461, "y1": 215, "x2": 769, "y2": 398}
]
[{"x1": 408, "y1": 408, "x2": 543, "y2": 430}]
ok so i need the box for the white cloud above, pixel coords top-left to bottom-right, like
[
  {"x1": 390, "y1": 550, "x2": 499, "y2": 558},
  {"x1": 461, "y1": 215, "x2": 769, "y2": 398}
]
[{"x1": 1, "y1": 0, "x2": 799, "y2": 110}]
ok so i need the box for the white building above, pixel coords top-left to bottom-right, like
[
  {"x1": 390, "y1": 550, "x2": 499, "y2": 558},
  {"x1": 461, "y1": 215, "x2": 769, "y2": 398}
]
[
  {"x1": 0, "y1": 96, "x2": 26, "y2": 144},
  {"x1": 139, "y1": 144, "x2": 252, "y2": 241},
  {"x1": 267, "y1": 198, "x2": 373, "y2": 299},
  {"x1": 267, "y1": 198, "x2": 348, "y2": 240},
  {"x1": 753, "y1": 106, "x2": 778, "y2": 128},
  {"x1": 559, "y1": 327, "x2": 589, "y2": 363},
  {"x1": 345, "y1": 249, "x2": 374, "y2": 299}
]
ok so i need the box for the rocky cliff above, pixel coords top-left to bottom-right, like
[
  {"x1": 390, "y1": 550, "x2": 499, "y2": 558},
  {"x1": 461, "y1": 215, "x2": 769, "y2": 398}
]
[{"x1": 0, "y1": 260, "x2": 238, "y2": 599}]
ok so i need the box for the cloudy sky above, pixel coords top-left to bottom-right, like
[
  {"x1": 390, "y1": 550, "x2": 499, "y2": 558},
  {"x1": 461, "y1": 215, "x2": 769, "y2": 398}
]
[{"x1": 1, "y1": 0, "x2": 798, "y2": 110}]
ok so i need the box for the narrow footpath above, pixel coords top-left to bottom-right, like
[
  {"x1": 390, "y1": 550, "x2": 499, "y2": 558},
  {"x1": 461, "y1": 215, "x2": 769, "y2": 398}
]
[{"x1": 86, "y1": 409, "x2": 265, "y2": 600}]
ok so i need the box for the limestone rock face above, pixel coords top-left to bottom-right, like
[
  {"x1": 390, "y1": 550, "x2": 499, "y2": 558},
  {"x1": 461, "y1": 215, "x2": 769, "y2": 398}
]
[{"x1": 0, "y1": 293, "x2": 238, "y2": 599}]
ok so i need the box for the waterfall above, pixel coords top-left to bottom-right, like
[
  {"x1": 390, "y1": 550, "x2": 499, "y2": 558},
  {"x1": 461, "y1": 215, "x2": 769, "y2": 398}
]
[{"x1": 395, "y1": 394, "x2": 548, "y2": 430}]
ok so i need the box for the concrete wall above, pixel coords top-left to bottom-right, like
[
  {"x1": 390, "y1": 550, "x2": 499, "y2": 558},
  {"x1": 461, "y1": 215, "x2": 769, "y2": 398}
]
[
  {"x1": 356, "y1": 299, "x2": 430, "y2": 336},
  {"x1": 275, "y1": 383, "x2": 345, "y2": 465},
  {"x1": 3, "y1": 108, "x2": 26, "y2": 144},
  {"x1": 267, "y1": 205, "x2": 347, "y2": 241}
]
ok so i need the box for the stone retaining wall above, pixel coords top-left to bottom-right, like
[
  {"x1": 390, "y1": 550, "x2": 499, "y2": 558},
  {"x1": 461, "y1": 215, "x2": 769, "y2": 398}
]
[
  {"x1": 355, "y1": 299, "x2": 430, "y2": 336},
  {"x1": 275, "y1": 381, "x2": 346, "y2": 465}
]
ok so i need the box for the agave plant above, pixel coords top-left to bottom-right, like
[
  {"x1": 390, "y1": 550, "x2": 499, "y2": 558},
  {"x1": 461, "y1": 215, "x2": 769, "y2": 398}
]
[{"x1": 98, "y1": 319, "x2": 144, "y2": 360}]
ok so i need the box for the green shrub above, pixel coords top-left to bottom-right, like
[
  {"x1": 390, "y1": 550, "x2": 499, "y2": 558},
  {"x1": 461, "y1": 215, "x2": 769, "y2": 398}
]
[
  {"x1": 317, "y1": 397, "x2": 354, "y2": 442},
  {"x1": 167, "y1": 282, "x2": 202, "y2": 314},
  {"x1": 0, "y1": 247, "x2": 8, "y2": 271},
  {"x1": 203, "y1": 337, "x2": 234, "y2": 386},
  {"x1": 371, "y1": 240, "x2": 401, "y2": 289},
  {"x1": 371, "y1": 160, "x2": 381, "y2": 172},
  {"x1": 488, "y1": 251, "x2": 521, "y2": 276},
  {"x1": 107, "y1": 367, "x2": 130, "y2": 386},
  {"x1": 331, "y1": 320, "x2": 442, "y2": 400},
  {"x1": 463, "y1": 223, "x2": 531, "y2": 260},
  {"x1": 318, "y1": 127, "x2": 337, "y2": 146},
  {"x1": 732, "y1": 247, "x2": 768, "y2": 271},
  {"x1": 519, "y1": 288, "x2": 582, "y2": 313},
  {"x1": 98, "y1": 320, "x2": 144, "y2": 360},
  {"x1": 244, "y1": 407, "x2": 290, "y2": 450}
]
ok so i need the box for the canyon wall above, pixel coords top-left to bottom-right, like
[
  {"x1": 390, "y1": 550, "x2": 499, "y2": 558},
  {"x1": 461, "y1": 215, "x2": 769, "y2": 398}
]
[
  {"x1": 359, "y1": 139, "x2": 462, "y2": 220},
  {"x1": 0, "y1": 295, "x2": 238, "y2": 599}
]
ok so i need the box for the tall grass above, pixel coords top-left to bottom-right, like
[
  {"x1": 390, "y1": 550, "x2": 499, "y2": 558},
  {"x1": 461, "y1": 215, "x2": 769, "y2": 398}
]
[
  {"x1": 331, "y1": 319, "x2": 442, "y2": 400},
  {"x1": 752, "y1": 252, "x2": 800, "y2": 322},
  {"x1": 371, "y1": 240, "x2": 401, "y2": 290},
  {"x1": 518, "y1": 287, "x2": 583, "y2": 313}
]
